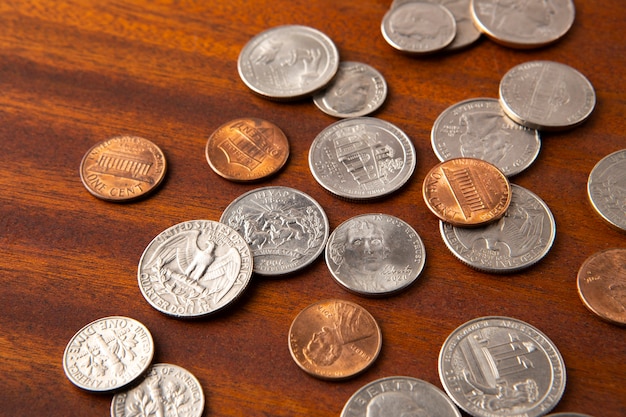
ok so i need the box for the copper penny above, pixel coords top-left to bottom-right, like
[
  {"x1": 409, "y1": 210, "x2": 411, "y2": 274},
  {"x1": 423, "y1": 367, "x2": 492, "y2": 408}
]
[
  {"x1": 577, "y1": 248, "x2": 626, "y2": 326},
  {"x1": 422, "y1": 157, "x2": 511, "y2": 227},
  {"x1": 205, "y1": 118, "x2": 289, "y2": 181},
  {"x1": 288, "y1": 299, "x2": 382, "y2": 380},
  {"x1": 79, "y1": 136, "x2": 167, "y2": 202}
]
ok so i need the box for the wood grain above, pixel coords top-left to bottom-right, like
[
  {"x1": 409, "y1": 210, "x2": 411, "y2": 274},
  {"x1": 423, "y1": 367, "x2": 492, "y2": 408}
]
[{"x1": 1, "y1": 1, "x2": 625, "y2": 416}]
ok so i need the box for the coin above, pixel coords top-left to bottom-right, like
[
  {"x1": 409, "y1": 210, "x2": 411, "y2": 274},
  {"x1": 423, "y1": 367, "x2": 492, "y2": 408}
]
[
  {"x1": 499, "y1": 60, "x2": 596, "y2": 131},
  {"x1": 79, "y1": 135, "x2": 167, "y2": 202},
  {"x1": 325, "y1": 213, "x2": 426, "y2": 296},
  {"x1": 439, "y1": 183, "x2": 556, "y2": 273},
  {"x1": 587, "y1": 149, "x2": 626, "y2": 232},
  {"x1": 577, "y1": 248, "x2": 626, "y2": 326},
  {"x1": 431, "y1": 98, "x2": 541, "y2": 177},
  {"x1": 313, "y1": 61, "x2": 388, "y2": 118},
  {"x1": 309, "y1": 117, "x2": 416, "y2": 200},
  {"x1": 62, "y1": 316, "x2": 154, "y2": 393},
  {"x1": 220, "y1": 186, "x2": 329, "y2": 276},
  {"x1": 111, "y1": 363, "x2": 204, "y2": 417},
  {"x1": 205, "y1": 118, "x2": 289, "y2": 181},
  {"x1": 439, "y1": 316, "x2": 566, "y2": 417},
  {"x1": 423, "y1": 157, "x2": 511, "y2": 227},
  {"x1": 237, "y1": 25, "x2": 340, "y2": 100},
  {"x1": 381, "y1": 2, "x2": 457, "y2": 54},
  {"x1": 470, "y1": 0, "x2": 575, "y2": 49},
  {"x1": 137, "y1": 220, "x2": 253, "y2": 318},
  {"x1": 341, "y1": 376, "x2": 461, "y2": 417},
  {"x1": 288, "y1": 299, "x2": 382, "y2": 380}
]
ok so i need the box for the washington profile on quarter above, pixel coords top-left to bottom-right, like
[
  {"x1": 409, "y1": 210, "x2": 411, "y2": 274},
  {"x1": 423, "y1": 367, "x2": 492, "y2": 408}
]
[
  {"x1": 439, "y1": 316, "x2": 566, "y2": 417},
  {"x1": 63, "y1": 316, "x2": 154, "y2": 393},
  {"x1": 587, "y1": 149, "x2": 626, "y2": 232},
  {"x1": 137, "y1": 220, "x2": 253, "y2": 318}
]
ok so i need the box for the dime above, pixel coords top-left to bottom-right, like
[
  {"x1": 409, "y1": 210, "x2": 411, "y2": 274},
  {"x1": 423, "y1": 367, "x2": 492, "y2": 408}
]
[
  {"x1": 325, "y1": 213, "x2": 426, "y2": 296},
  {"x1": 341, "y1": 376, "x2": 461, "y2": 417},
  {"x1": 288, "y1": 299, "x2": 382, "y2": 380},
  {"x1": 237, "y1": 25, "x2": 340, "y2": 100},
  {"x1": 381, "y1": 2, "x2": 457, "y2": 54},
  {"x1": 309, "y1": 117, "x2": 416, "y2": 200},
  {"x1": 79, "y1": 136, "x2": 167, "y2": 202},
  {"x1": 137, "y1": 220, "x2": 253, "y2": 318},
  {"x1": 431, "y1": 98, "x2": 541, "y2": 177},
  {"x1": 499, "y1": 60, "x2": 596, "y2": 131},
  {"x1": 62, "y1": 316, "x2": 154, "y2": 393},
  {"x1": 439, "y1": 316, "x2": 566, "y2": 417},
  {"x1": 577, "y1": 248, "x2": 626, "y2": 326},
  {"x1": 439, "y1": 183, "x2": 556, "y2": 273},
  {"x1": 205, "y1": 118, "x2": 289, "y2": 181},
  {"x1": 220, "y1": 186, "x2": 329, "y2": 276},
  {"x1": 470, "y1": 0, "x2": 575, "y2": 49},
  {"x1": 111, "y1": 363, "x2": 204, "y2": 417},
  {"x1": 422, "y1": 157, "x2": 511, "y2": 227},
  {"x1": 587, "y1": 149, "x2": 626, "y2": 232},
  {"x1": 313, "y1": 61, "x2": 388, "y2": 118},
  {"x1": 390, "y1": 0, "x2": 481, "y2": 50}
]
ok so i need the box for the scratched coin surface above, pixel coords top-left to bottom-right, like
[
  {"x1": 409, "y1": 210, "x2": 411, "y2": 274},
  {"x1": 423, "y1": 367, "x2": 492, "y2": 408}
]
[
  {"x1": 423, "y1": 157, "x2": 511, "y2": 227},
  {"x1": 111, "y1": 363, "x2": 204, "y2": 417},
  {"x1": 341, "y1": 376, "x2": 461, "y2": 417},
  {"x1": 309, "y1": 117, "x2": 416, "y2": 200},
  {"x1": 237, "y1": 25, "x2": 339, "y2": 100},
  {"x1": 313, "y1": 61, "x2": 387, "y2": 118},
  {"x1": 577, "y1": 248, "x2": 626, "y2": 326},
  {"x1": 205, "y1": 118, "x2": 289, "y2": 181},
  {"x1": 499, "y1": 60, "x2": 596, "y2": 131},
  {"x1": 79, "y1": 136, "x2": 167, "y2": 202},
  {"x1": 325, "y1": 213, "x2": 426, "y2": 296},
  {"x1": 587, "y1": 149, "x2": 626, "y2": 232},
  {"x1": 471, "y1": 0, "x2": 575, "y2": 49},
  {"x1": 137, "y1": 220, "x2": 253, "y2": 318},
  {"x1": 288, "y1": 299, "x2": 382, "y2": 380},
  {"x1": 220, "y1": 186, "x2": 329, "y2": 276},
  {"x1": 62, "y1": 316, "x2": 155, "y2": 393},
  {"x1": 439, "y1": 316, "x2": 566, "y2": 417},
  {"x1": 431, "y1": 98, "x2": 541, "y2": 177}
]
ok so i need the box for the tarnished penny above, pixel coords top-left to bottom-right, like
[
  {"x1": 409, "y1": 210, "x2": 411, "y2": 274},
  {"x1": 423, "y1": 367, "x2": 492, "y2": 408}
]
[
  {"x1": 422, "y1": 157, "x2": 511, "y2": 227},
  {"x1": 288, "y1": 299, "x2": 382, "y2": 380},
  {"x1": 205, "y1": 118, "x2": 290, "y2": 182},
  {"x1": 79, "y1": 136, "x2": 166, "y2": 202},
  {"x1": 577, "y1": 248, "x2": 626, "y2": 326}
]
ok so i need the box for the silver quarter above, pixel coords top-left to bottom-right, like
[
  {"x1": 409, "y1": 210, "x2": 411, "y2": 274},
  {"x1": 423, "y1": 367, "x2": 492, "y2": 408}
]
[
  {"x1": 111, "y1": 363, "x2": 204, "y2": 417},
  {"x1": 381, "y1": 2, "x2": 457, "y2": 54},
  {"x1": 137, "y1": 220, "x2": 253, "y2": 318},
  {"x1": 440, "y1": 184, "x2": 556, "y2": 273},
  {"x1": 309, "y1": 117, "x2": 416, "y2": 200},
  {"x1": 237, "y1": 25, "x2": 339, "y2": 100},
  {"x1": 587, "y1": 149, "x2": 626, "y2": 232},
  {"x1": 391, "y1": 0, "x2": 481, "y2": 50},
  {"x1": 220, "y1": 186, "x2": 329, "y2": 276},
  {"x1": 499, "y1": 60, "x2": 596, "y2": 131},
  {"x1": 470, "y1": 0, "x2": 575, "y2": 49},
  {"x1": 326, "y1": 213, "x2": 426, "y2": 296},
  {"x1": 341, "y1": 376, "x2": 461, "y2": 417},
  {"x1": 431, "y1": 97, "x2": 541, "y2": 177},
  {"x1": 439, "y1": 316, "x2": 566, "y2": 417},
  {"x1": 63, "y1": 316, "x2": 154, "y2": 393},
  {"x1": 313, "y1": 61, "x2": 387, "y2": 118}
]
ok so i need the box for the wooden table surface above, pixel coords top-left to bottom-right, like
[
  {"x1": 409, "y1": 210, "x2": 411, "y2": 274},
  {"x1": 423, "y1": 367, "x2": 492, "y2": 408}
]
[{"x1": 1, "y1": 1, "x2": 624, "y2": 416}]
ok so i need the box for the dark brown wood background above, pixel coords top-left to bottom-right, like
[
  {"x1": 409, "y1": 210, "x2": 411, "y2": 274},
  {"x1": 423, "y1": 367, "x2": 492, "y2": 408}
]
[{"x1": 1, "y1": 1, "x2": 624, "y2": 416}]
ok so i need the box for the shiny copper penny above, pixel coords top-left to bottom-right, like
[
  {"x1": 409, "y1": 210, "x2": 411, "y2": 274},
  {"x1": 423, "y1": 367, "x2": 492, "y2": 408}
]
[
  {"x1": 288, "y1": 299, "x2": 382, "y2": 380},
  {"x1": 422, "y1": 157, "x2": 511, "y2": 227},
  {"x1": 79, "y1": 136, "x2": 167, "y2": 202},
  {"x1": 205, "y1": 118, "x2": 289, "y2": 181},
  {"x1": 577, "y1": 248, "x2": 626, "y2": 326}
]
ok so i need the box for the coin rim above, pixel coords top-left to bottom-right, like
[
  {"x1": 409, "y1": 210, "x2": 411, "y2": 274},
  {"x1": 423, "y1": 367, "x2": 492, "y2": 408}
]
[{"x1": 586, "y1": 149, "x2": 626, "y2": 232}]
